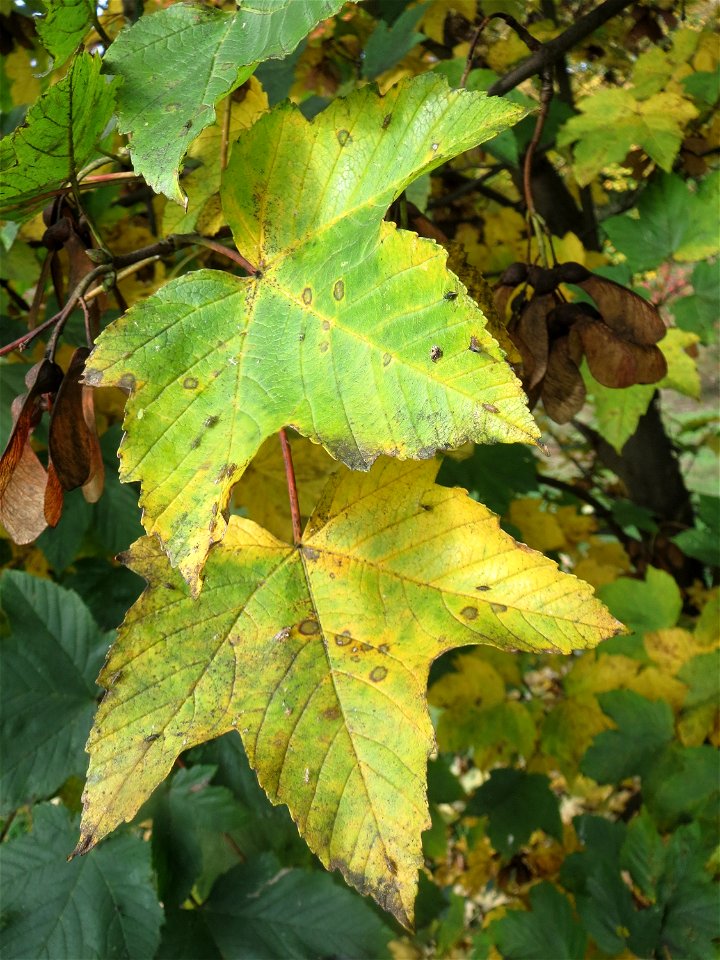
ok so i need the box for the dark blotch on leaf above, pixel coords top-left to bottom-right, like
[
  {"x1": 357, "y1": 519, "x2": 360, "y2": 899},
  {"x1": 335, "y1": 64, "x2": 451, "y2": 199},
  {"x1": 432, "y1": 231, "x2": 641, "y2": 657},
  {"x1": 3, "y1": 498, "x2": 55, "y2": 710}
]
[
  {"x1": 333, "y1": 279, "x2": 345, "y2": 301},
  {"x1": 476, "y1": 584, "x2": 491, "y2": 591},
  {"x1": 382, "y1": 353, "x2": 392, "y2": 366},
  {"x1": 370, "y1": 666, "x2": 388, "y2": 682},
  {"x1": 430, "y1": 345, "x2": 443, "y2": 362},
  {"x1": 204, "y1": 415, "x2": 220, "y2": 428},
  {"x1": 336, "y1": 128, "x2": 350, "y2": 146},
  {"x1": 323, "y1": 705, "x2": 340, "y2": 721},
  {"x1": 469, "y1": 336, "x2": 483, "y2": 353},
  {"x1": 119, "y1": 373, "x2": 135, "y2": 392},
  {"x1": 482, "y1": 402, "x2": 499, "y2": 413},
  {"x1": 320, "y1": 342, "x2": 329, "y2": 353},
  {"x1": 299, "y1": 619, "x2": 320, "y2": 635},
  {"x1": 490, "y1": 602, "x2": 508, "y2": 614},
  {"x1": 461, "y1": 606, "x2": 478, "y2": 621},
  {"x1": 302, "y1": 287, "x2": 312, "y2": 305},
  {"x1": 444, "y1": 291, "x2": 458, "y2": 301},
  {"x1": 382, "y1": 114, "x2": 392, "y2": 129},
  {"x1": 183, "y1": 376, "x2": 199, "y2": 389}
]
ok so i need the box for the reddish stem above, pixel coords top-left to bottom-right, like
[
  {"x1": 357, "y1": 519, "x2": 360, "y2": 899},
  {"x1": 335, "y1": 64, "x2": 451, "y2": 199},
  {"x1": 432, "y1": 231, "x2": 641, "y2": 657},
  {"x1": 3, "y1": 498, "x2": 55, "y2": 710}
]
[{"x1": 279, "y1": 428, "x2": 303, "y2": 545}]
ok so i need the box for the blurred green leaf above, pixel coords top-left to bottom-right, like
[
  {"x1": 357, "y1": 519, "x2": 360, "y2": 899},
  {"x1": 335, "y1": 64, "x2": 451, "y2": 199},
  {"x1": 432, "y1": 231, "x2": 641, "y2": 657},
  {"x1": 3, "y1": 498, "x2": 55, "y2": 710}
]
[
  {"x1": 491, "y1": 882, "x2": 587, "y2": 960},
  {"x1": 467, "y1": 769, "x2": 562, "y2": 858},
  {"x1": 598, "y1": 566, "x2": 681, "y2": 633},
  {"x1": 362, "y1": 2, "x2": 427, "y2": 80}
]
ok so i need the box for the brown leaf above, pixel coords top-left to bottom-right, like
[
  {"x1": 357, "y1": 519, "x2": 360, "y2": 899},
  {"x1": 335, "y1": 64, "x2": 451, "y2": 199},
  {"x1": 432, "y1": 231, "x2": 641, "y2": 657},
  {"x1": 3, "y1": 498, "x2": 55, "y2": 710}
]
[
  {"x1": 0, "y1": 360, "x2": 62, "y2": 542},
  {"x1": 44, "y1": 460, "x2": 64, "y2": 527},
  {"x1": 577, "y1": 274, "x2": 666, "y2": 345},
  {"x1": 81, "y1": 385, "x2": 105, "y2": 504},
  {"x1": 513, "y1": 294, "x2": 554, "y2": 390},
  {"x1": 542, "y1": 337, "x2": 586, "y2": 424},
  {"x1": 48, "y1": 347, "x2": 98, "y2": 491}
]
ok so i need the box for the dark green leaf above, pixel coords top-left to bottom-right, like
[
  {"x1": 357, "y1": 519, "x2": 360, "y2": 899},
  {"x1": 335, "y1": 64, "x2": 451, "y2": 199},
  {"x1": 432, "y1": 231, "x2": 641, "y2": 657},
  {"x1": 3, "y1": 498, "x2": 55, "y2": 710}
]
[
  {"x1": 60, "y1": 558, "x2": 144, "y2": 631},
  {"x1": 104, "y1": 0, "x2": 345, "y2": 203},
  {"x1": 678, "y1": 649, "x2": 720, "y2": 709},
  {"x1": 427, "y1": 755, "x2": 466, "y2": 803},
  {"x1": 196, "y1": 853, "x2": 393, "y2": 959},
  {"x1": 437, "y1": 443, "x2": 538, "y2": 516},
  {"x1": 491, "y1": 882, "x2": 587, "y2": 960},
  {"x1": 0, "y1": 572, "x2": 110, "y2": 811},
  {"x1": 92, "y1": 426, "x2": 144, "y2": 555},
  {"x1": 149, "y1": 765, "x2": 251, "y2": 905},
  {"x1": 581, "y1": 690, "x2": 674, "y2": 783},
  {"x1": 0, "y1": 803, "x2": 162, "y2": 959},
  {"x1": 672, "y1": 494, "x2": 720, "y2": 566},
  {"x1": 36, "y1": 488, "x2": 93, "y2": 571},
  {"x1": 467, "y1": 769, "x2": 562, "y2": 858},
  {"x1": 672, "y1": 260, "x2": 720, "y2": 344},
  {"x1": 620, "y1": 808, "x2": 667, "y2": 901}
]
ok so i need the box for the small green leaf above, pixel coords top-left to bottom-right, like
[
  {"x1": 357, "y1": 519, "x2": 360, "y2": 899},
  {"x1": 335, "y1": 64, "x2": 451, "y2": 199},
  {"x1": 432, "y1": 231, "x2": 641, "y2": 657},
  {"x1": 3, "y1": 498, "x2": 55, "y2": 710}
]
[
  {"x1": 491, "y1": 882, "x2": 587, "y2": 960},
  {"x1": 36, "y1": 0, "x2": 94, "y2": 66},
  {"x1": 644, "y1": 744, "x2": 719, "y2": 830},
  {"x1": 0, "y1": 803, "x2": 162, "y2": 960},
  {"x1": 0, "y1": 572, "x2": 110, "y2": 811},
  {"x1": 438, "y1": 442, "x2": 538, "y2": 516},
  {"x1": 581, "y1": 690, "x2": 674, "y2": 783},
  {"x1": 362, "y1": 2, "x2": 428, "y2": 80},
  {"x1": 598, "y1": 566, "x2": 682, "y2": 633},
  {"x1": 0, "y1": 54, "x2": 114, "y2": 217},
  {"x1": 679, "y1": 649, "x2": 720, "y2": 709},
  {"x1": 467, "y1": 769, "x2": 562, "y2": 858},
  {"x1": 672, "y1": 495, "x2": 720, "y2": 566},
  {"x1": 104, "y1": 0, "x2": 345, "y2": 204},
  {"x1": 672, "y1": 261, "x2": 720, "y2": 344},
  {"x1": 620, "y1": 808, "x2": 667, "y2": 902}
]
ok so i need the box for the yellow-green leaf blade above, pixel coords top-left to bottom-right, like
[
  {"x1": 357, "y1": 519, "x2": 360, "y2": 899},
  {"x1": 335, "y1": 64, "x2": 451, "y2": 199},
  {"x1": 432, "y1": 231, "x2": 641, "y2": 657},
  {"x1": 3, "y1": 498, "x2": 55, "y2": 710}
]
[
  {"x1": 77, "y1": 459, "x2": 620, "y2": 926},
  {"x1": 87, "y1": 75, "x2": 538, "y2": 590}
]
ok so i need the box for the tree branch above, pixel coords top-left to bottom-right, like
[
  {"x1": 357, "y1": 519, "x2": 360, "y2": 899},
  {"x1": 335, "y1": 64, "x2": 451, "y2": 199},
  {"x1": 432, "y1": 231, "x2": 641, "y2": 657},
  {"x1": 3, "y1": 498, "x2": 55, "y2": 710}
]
[{"x1": 487, "y1": 0, "x2": 635, "y2": 97}]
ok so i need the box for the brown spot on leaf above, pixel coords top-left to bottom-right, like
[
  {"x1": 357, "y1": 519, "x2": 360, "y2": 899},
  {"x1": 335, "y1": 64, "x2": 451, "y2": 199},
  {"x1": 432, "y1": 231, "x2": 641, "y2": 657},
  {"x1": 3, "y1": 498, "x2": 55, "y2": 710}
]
[
  {"x1": 119, "y1": 373, "x2": 135, "y2": 392},
  {"x1": 382, "y1": 353, "x2": 391, "y2": 367},
  {"x1": 299, "y1": 619, "x2": 320, "y2": 635},
  {"x1": 144, "y1": 733, "x2": 160, "y2": 743},
  {"x1": 190, "y1": 435, "x2": 202, "y2": 449},
  {"x1": 482, "y1": 402, "x2": 499, "y2": 413},
  {"x1": 370, "y1": 666, "x2": 388, "y2": 682},
  {"x1": 335, "y1": 634, "x2": 351, "y2": 646},
  {"x1": 461, "y1": 606, "x2": 478, "y2": 621},
  {"x1": 379, "y1": 644, "x2": 389, "y2": 654},
  {"x1": 302, "y1": 287, "x2": 312, "y2": 305},
  {"x1": 333, "y1": 279, "x2": 345, "y2": 301},
  {"x1": 204, "y1": 415, "x2": 220, "y2": 428},
  {"x1": 382, "y1": 114, "x2": 392, "y2": 129},
  {"x1": 216, "y1": 463, "x2": 237, "y2": 481},
  {"x1": 469, "y1": 336, "x2": 483, "y2": 353},
  {"x1": 476, "y1": 585, "x2": 491, "y2": 591},
  {"x1": 302, "y1": 546, "x2": 319, "y2": 560},
  {"x1": 336, "y1": 129, "x2": 350, "y2": 146},
  {"x1": 322, "y1": 320, "x2": 331, "y2": 330},
  {"x1": 430, "y1": 345, "x2": 443, "y2": 362},
  {"x1": 323, "y1": 705, "x2": 340, "y2": 721},
  {"x1": 320, "y1": 342, "x2": 329, "y2": 353},
  {"x1": 183, "y1": 377, "x2": 198, "y2": 390},
  {"x1": 490, "y1": 602, "x2": 507, "y2": 614}
]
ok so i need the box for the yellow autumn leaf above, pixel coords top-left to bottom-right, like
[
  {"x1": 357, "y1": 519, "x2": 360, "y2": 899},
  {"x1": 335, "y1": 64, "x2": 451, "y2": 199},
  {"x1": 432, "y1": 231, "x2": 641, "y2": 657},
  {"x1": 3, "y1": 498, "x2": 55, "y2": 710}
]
[
  {"x1": 508, "y1": 498, "x2": 566, "y2": 553},
  {"x1": 76, "y1": 458, "x2": 619, "y2": 926}
]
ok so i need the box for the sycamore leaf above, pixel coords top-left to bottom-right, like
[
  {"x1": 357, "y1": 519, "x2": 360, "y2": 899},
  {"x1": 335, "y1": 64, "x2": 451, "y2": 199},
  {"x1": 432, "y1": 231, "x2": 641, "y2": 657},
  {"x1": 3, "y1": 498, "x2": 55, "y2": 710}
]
[
  {"x1": 36, "y1": 0, "x2": 94, "y2": 66},
  {"x1": 104, "y1": 0, "x2": 345, "y2": 204},
  {"x1": 86, "y1": 74, "x2": 538, "y2": 592},
  {"x1": 0, "y1": 54, "x2": 114, "y2": 217},
  {"x1": 557, "y1": 88, "x2": 698, "y2": 186},
  {"x1": 75, "y1": 458, "x2": 620, "y2": 927}
]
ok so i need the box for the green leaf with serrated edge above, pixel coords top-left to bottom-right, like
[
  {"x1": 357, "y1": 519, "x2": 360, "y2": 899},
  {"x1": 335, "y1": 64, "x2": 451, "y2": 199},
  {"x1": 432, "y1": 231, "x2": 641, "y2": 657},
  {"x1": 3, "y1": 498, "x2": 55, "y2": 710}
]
[
  {"x1": 603, "y1": 173, "x2": 720, "y2": 273},
  {"x1": 85, "y1": 75, "x2": 537, "y2": 592},
  {"x1": 598, "y1": 565, "x2": 681, "y2": 634},
  {"x1": 36, "y1": 0, "x2": 94, "y2": 66},
  {"x1": 467, "y1": 769, "x2": 561, "y2": 859},
  {"x1": 581, "y1": 690, "x2": 674, "y2": 784},
  {"x1": 202, "y1": 853, "x2": 393, "y2": 959},
  {"x1": 104, "y1": 0, "x2": 345, "y2": 204},
  {"x1": 361, "y1": 2, "x2": 428, "y2": 80},
  {"x1": 491, "y1": 882, "x2": 587, "y2": 960},
  {"x1": 0, "y1": 572, "x2": 111, "y2": 811},
  {"x1": 75, "y1": 459, "x2": 619, "y2": 927},
  {"x1": 149, "y1": 765, "x2": 251, "y2": 905},
  {"x1": 0, "y1": 804, "x2": 162, "y2": 960},
  {"x1": 556, "y1": 88, "x2": 697, "y2": 186},
  {"x1": 0, "y1": 54, "x2": 114, "y2": 217}
]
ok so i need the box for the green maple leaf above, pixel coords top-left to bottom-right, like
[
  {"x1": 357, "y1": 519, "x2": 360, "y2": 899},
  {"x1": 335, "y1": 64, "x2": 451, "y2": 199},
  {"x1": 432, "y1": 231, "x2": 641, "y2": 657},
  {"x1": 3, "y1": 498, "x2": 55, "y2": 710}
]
[
  {"x1": 85, "y1": 74, "x2": 539, "y2": 591},
  {"x1": 104, "y1": 0, "x2": 346, "y2": 204},
  {"x1": 74, "y1": 458, "x2": 621, "y2": 927}
]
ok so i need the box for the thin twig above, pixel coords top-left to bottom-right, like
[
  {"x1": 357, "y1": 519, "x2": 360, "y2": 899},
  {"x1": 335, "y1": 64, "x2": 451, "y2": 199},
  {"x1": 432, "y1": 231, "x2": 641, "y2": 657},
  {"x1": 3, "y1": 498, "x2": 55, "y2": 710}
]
[
  {"x1": 0, "y1": 810, "x2": 17, "y2": 843},
  {"x1": 538, "y1": 474, "x2": 634, "y2": 549},
  {"x1": 44, "y1": 266, "x2": 113, "y2": 359},
  {"x1": 0, "y1": 278, "x2": 30, "y2": 312},
  {"x1": 0, "y1": 260, "x2": 161, "y2": 358},
  {"x1": 523, "y1": 70, "x2": 554, "y2": 218},
  {"x1": 460, "y1": 16, "x2": 489, "y2": 88},
  {"x1": 487, "y1": 0, "x2": 635, "y2": 97},
  {"x1": 279, "y1": 429, "x2": 303, "y2": 545},
  {"x1": 112, "y1": 234, "x2": 256, "y2": 274}
]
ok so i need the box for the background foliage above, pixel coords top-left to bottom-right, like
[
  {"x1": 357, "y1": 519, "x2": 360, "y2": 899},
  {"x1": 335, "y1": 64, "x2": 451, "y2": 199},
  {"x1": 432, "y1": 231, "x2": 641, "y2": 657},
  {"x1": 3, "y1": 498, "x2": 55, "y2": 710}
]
[{"x1": 0, "y1": 0, "x2": 718, "y2": 957}]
